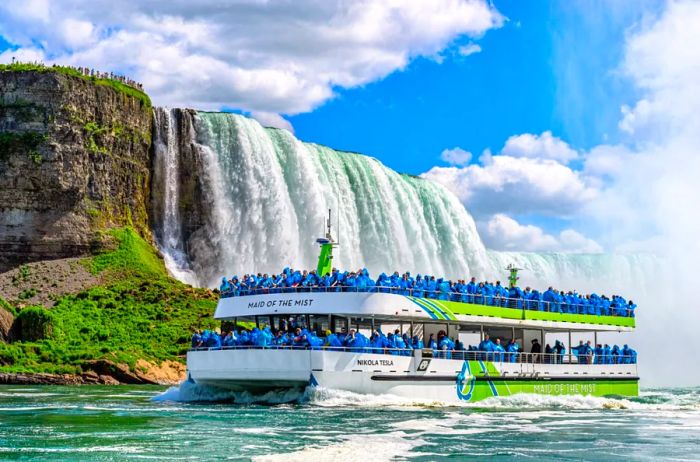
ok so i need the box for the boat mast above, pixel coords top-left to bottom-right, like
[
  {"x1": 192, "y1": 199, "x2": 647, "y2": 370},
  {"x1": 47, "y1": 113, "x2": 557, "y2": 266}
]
[{"x1": 316, "y1": 209, "x2": 338, "y2": 277}]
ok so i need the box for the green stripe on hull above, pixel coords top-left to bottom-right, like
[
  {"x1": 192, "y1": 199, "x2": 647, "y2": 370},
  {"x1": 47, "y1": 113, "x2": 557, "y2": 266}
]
[
  {"x1": 456, "y1": 359, "x2": 638, "y2": 402},
  {"x1": 464, "y1": 379, "x2": 639, "y2": 402}
]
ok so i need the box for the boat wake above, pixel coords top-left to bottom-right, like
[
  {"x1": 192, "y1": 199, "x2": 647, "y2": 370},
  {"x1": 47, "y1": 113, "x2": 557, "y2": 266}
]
[
  {"x1": 154, "y1": 381, "x2": 700, "y2": 411},
  {"x1": 152, "y1": 379, "x2": 306, "y2": 404}
]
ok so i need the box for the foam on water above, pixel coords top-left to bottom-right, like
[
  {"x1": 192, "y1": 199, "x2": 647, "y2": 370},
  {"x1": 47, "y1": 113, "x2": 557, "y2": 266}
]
[
  {"x1": 153, "y1": 379, "x2": 305, "y2": 404},
  {"x1": 251, "y1": 432, "x2": 421, "y2": 462}
]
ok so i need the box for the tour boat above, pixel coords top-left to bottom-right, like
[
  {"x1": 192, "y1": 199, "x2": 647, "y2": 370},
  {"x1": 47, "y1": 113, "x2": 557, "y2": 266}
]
[{"x1": 186, "y1": 213, "x2": 638, "y2": 403}]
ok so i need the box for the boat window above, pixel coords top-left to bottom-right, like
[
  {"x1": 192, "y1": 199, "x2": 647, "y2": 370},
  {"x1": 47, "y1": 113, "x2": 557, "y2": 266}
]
[
  {"x1": 330, "y1": 316, "x2": 347, "y2": 334},
  {"x1": 309, "y1": 315, "x2": 329, "y2": 337},
  {"x1": 457, "y1": 326, "x2": 481, "y2": 350},
  {"x1": 350, "y1": 317, "x2": 373, "y2": 337}
]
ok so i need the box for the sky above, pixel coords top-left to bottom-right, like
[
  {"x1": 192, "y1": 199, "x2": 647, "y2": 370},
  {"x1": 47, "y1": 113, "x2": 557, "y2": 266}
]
[
  {"x1": 0, "y1": 0, "x2": 672, "y2": 256},
  {"x1": 1, "y1": 0, "x2": 699, "y2": 383}
]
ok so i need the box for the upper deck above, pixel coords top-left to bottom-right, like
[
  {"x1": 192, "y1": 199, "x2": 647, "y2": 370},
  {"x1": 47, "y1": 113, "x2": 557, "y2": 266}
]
[{"x1": 216, "y1": 287, "x2": 635, "y2": 331}]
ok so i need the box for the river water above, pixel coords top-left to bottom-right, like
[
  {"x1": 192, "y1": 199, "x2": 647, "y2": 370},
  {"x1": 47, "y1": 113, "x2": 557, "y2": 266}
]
[{"x1": 0, "y1": 385, "x2": 698, "y2": 461}]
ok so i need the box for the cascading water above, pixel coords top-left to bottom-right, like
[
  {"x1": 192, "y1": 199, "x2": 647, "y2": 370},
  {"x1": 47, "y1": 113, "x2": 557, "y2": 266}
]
[
  {"x1": 151, "y1": 108, "x2": 199, "y2": 286},
  {"x1": 152, "y1": 111, "x2": 499, "y2": 287},
  {"x1": 151, "y1": 110, "x2": 655, "y2": 295}
]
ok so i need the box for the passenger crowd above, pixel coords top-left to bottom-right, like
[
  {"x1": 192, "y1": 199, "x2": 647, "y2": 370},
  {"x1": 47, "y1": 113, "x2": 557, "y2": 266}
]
[
  {"x1": 219, "y1": 267, "x2": 637, "y2": 317},
  {"x1": 191, "y1": 327, "x2": 637, "y2": 365}
]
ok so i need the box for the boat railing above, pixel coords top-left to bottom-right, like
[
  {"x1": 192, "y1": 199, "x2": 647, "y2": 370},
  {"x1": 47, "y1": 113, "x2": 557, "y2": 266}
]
[
  {"x1": 189, "y1": 345, "x2": 637, "y2": 365},
  {"x1": 220, "y1": 286, "x2": 635, "y2": 317}
]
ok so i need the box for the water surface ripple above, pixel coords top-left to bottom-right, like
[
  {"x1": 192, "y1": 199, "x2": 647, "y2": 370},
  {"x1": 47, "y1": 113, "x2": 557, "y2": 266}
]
[{"x1": 0, "y1": 385, "x2": 698, "y2": 461}]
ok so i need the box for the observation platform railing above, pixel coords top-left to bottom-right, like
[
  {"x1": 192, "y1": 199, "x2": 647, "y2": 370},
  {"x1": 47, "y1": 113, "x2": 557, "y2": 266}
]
[
  {"x1": 189, "y1": 344, "x2": 637, "y2": 365},
  {"x1": 219, "y1": 285, "x2": 635, "y2": 318}
]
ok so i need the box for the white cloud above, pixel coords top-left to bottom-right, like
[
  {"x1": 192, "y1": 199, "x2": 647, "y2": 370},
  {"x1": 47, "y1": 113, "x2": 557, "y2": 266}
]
[
  {"x1": 422, "y1": 153, "x2": 598, "y2": 219},
  {"x1": 479, "y1": 214, "x2": 602, "y2": 253},
  {"x1": 458, "y1": 43, "x2": 481, "y2": 56},
  {"x1": 0, "y1": 0, "x2": 503, "y2": 118},
  {"x1": 440, "y1": 147, "x2": 472, "y2": 166},
  {"x1": 502, "y1": 130, "x2": 578, "y2": 163},
  {"x1": 250, "y1": 111, "x2": 294, "y2": 133}
]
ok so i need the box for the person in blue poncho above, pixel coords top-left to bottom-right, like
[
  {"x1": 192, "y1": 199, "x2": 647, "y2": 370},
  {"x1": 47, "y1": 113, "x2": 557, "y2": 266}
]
[
  {"x1": 207, "y1": 330, "x2": 222, "y2": 349},
  {"x1": 603, "y1": 344, "x2": 612, "y2": 364},
  {"x1": 594, "y1": 344, "x2": 604, "y2": 364},
  {"x1": 572, "y1": 340, "x2": 585, "y2": 363},
  {"x1": 611, "y1": 344, "x2": 621, "y2": 364},
  {"x1": 393, "y1": 331, "x2": 407, "y2": 355},
  {"x1": 370, "y1": 330, "x2": 386, "y2": 353},
  {"x1": 345, "y1": 272, "x2": 357, "y2": 292},
  {"x1": 222, "y1": 330, "x2": 236, "y2": 347},
  {"x1": 307, "y1": 330, "x2": 324, "y2": 349},
  {"x1": 434, "y1": 278, "x2": 446, "y2": 300},
  {"x1": 255, "y1": 326, "x2": 273, "y2": 347},
  {"x1": 220, "y1": 277, "x2": 231, "y2": 294},
  {"x1": 506, "y1": 339, "x2": 520, "y2": 363},
  {"x1": 478, "y1": 334, "x2": 495, "y2": 361},
  {"x1": 293, "y1": 328, "x2": 309, "y2": 347},
  {"x1": 493, "y1": 338, "x2": 506, "y2": 362},
  {"x1": 427, "y1": 333, "x2": 437, "y2": 351},
  {"x1": 553, "y1": 340, "x2": 566, "y2": 364},
  {"x1": 325, "y1": 330, "x2": 342, "y2": 349},
  {"x1": 412, "y1": 335, "x2": 424, "y2": 350},
  {"x1": 413, "y1": 275, "x2": 424, "y2": 297},
  {"x1": 402, "y1": 333, "x2": 413, "y2": 353},
  {"x1": 426, "y1": 276, "x2": 437, "y2": 299},
  {"x1": 347, "y1": 329, "x2": 369, "y2": 350},
  {"x1": 626, "y1": 300, "x2": 636, "y2": 317},
  {"x1": 191, "y1": 329, "x2": 203, "y2": 348},
  {"x1": 437, "y1": 331, "x2": 454, "y2": 359},
  {"x1": 466, "y1": 277, "x2": 477, "y2": 303}
]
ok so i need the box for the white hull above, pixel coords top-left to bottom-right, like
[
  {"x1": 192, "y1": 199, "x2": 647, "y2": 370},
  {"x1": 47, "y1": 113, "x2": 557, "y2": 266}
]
[{"x1": 187, "y1": 349, "x2": 638, "y2": 403}]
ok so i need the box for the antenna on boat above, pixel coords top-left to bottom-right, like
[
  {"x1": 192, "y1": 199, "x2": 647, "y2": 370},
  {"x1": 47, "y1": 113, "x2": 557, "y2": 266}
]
[
  {"x1": 316, "y1": 209, "x2": 338, "y2": 277},
  {"x1": 506, "y1": 263, "x2": 522, "y2": 289}
]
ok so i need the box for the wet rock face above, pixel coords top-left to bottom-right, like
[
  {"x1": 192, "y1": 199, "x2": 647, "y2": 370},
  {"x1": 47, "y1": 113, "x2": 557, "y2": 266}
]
[{"x1": 0, "y1": 71, "x2": 153, "y2": 270}]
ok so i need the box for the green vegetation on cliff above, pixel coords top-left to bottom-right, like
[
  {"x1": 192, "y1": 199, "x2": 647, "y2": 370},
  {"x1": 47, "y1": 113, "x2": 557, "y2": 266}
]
[
  {"x1": 0, "y1": 63, "x2": 151, "y2": 109},
  {"x1": 0, "y1": 229, "x2": 218, "y2": 375}
]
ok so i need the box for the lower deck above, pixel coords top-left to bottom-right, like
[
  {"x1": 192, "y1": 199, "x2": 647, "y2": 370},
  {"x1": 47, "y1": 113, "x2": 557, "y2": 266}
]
[{"x1": 187, "y1": 347, "x2": 638, "y2": 403}]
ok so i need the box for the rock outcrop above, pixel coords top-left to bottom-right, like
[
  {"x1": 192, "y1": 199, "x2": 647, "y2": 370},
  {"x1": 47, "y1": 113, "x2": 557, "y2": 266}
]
[{"x1": 0, "y1": 70, "x2": 153, "y2": 271}]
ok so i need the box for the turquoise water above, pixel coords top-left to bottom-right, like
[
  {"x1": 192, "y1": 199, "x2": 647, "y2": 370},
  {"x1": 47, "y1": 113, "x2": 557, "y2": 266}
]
[{"x1": 0, "y1": 385, "x2": 698, "y2": 461}]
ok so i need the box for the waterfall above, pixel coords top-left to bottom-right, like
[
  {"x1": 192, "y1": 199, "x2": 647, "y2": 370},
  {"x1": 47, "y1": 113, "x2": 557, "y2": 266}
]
[
  {"x1": 151, "y1": 110, "x2": 655, "y2": 292},
  {"x1": 151, "y1": 108, "x2": 199, "y2": 286}
]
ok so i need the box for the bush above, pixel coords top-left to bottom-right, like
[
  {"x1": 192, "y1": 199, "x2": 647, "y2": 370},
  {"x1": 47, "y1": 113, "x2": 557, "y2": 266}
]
[{"x1": 14, "y1": 306, "x2": 54, "y2": 341}]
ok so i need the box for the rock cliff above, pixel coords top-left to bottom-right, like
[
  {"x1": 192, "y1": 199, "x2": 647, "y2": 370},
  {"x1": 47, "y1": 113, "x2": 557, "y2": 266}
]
[{"x1": 0, "y1": 69, "x2": 153, "y2": 270}]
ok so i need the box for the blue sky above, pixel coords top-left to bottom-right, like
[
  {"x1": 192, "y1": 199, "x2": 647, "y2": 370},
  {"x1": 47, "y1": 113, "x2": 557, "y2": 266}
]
[{"x1": 290, "y1": 0, "x2": 655, "y2": 175}]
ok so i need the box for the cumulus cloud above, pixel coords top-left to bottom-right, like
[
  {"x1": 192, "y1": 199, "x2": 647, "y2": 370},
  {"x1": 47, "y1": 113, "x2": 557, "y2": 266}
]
[
  {"x1": 0, "y1": 0, "x2": 503, "y2": 117},
  {"x1": 458, "y1": 43, "x2": 482, "y2": 56},
  {"x1": 422, "y1": 153, "x2": 598, "y2": 219},
  {"x1": 440, "y1": 147, "x2": 472, "y2": 166},
  {"x1": 502, "y1": 130, "x2": 579, "y2": 163},
  {"x1": 479, "y1": 214, "x2": 602, "y2": 253}
]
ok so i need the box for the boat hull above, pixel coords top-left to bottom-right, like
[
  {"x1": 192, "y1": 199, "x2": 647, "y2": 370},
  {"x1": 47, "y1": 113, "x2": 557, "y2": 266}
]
[{"x1": 187, "y1": 349, "x2": 639, "y2": 403}]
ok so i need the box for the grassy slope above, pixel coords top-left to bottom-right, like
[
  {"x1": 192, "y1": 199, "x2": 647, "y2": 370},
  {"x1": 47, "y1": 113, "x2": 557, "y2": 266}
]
[
  {"x1": 0, "y1": 229, "x2": 218, "y2": 374},
  {"x1": 0, "y1": 63, "x2": 152, "y2": 109}
]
